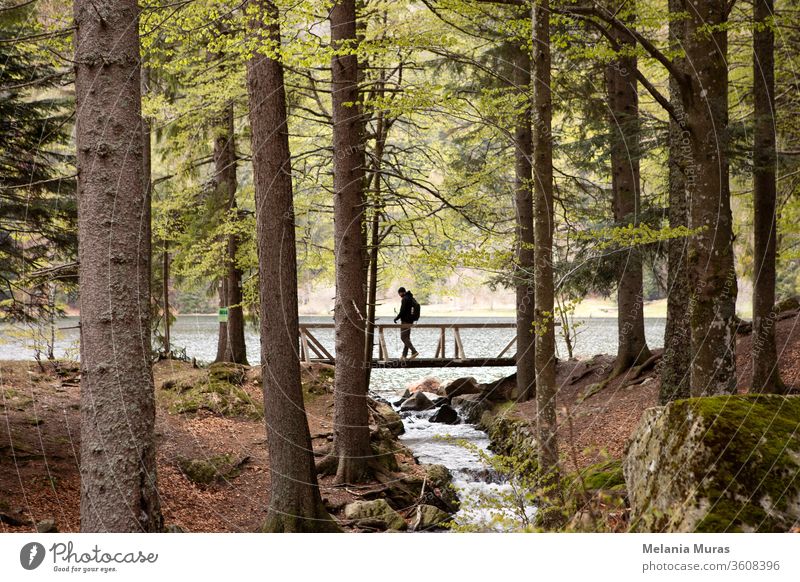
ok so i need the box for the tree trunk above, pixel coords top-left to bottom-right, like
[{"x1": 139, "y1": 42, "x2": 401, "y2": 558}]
[
  {"x1": 328, "y1": 0, "x2": 372, "y2": 484},
  {"x1": 684, "y1": 0, "x2": 738, "y2": 396},
  {"x1": 74, "y1": 0, "x2": 162, "y2": 532},
  {"x1": 751, "y1": 0, "x2": 783, "y2": 393},
  {"x1": 364, "y1": 73, "x2": 388, "y2": 388},
  {"x1": 246, "y1": 0, "x2": 338, "y2": 532},
  {"x1": 532, "y1": 0, "x2": 558, "y2": 481},
  {"x1": 214, "y1": 279, "x2": 228, "y2": 362},
  {"x1": 605, "y1": 8, "x2": 651, "y2": 375},
  {"x1": 512, "y1": 44, "x2": 536, "y2": 402},
  {"x1": 660, "y1": 0, "x2": 691, "y2": 403},
  {"x1": 212, "y1": 105, "x2": 248, "y2": 365},
  {"x1": 163, "y1": 243, "x2": 171, "y2": 357}
]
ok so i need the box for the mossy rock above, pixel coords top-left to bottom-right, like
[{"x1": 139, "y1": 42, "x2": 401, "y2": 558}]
[
  {"x1": 162, "y1": 377, "x2": 262, "y2": 420},
  {"x1": 571, "y1": 459, "x2": 625, "y2": 492},
  {"x1": 207, "y1": 362, "x2": 248, "y2": 385},
  {"x1": 344, "y1": 499, "x2": 407, "y2": 531},
  {"x1": 178, "y1": 454, "x2": 246, "y2": 486},
  {"x1": 624, "y1": 395, "x2": 800, "y2": 532}
]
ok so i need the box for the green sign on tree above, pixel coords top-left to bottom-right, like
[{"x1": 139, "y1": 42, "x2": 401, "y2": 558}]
[{"x1": 218, "y1": 307, "x2": 229, "y2": 323}]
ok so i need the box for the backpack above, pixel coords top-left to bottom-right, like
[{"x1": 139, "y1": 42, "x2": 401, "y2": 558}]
[{"x1": 410, "y1": 297, "x2": 421, "y2": 322}]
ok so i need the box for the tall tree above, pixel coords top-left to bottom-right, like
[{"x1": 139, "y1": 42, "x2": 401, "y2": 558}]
[
  {"x1": 751, "y1": 0, "x2": 784, "y2": 393},
  {"x1": 74, "y1": 0, "x2": 162, "y2": 532},
  {"x1": 512, "y1": 43, "x2": 536, "y2": 401},
  {"x1": 326, "y1": 0, "x2": 373, "y2": 483},
  {"x1": 212, "y1": 105, "x2": 248, "y2": 365},
  {"x1": 246, "y1": 0, "x2": 338, "y2": 532},
  {"x1": 604, "y1": 4, "x2": 651, "y2": 375},
  {"x1": 532, "y1": 0, "x2": 558, "y2": 481},
  {"x1": 659, "y1": 0, "x2": 691, "y2": 403},
  {"x1": 683, "y1": 0, "x2": 737, "y2": 396}
]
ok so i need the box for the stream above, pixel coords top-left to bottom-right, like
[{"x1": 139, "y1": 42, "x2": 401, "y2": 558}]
[{"x1": 1, "y1": 315, "x2": 667, "y2": 528}]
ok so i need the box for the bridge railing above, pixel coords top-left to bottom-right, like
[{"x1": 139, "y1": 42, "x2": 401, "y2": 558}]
[{"x1": 298, "y1": 322, "x2": 518, "y2": 364}]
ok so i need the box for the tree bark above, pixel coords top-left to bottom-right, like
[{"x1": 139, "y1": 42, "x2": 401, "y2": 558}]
[
  {"x1": 751, "y1": 0, "x2": 783, "y2": 393},
  {"x1": 605, "y1": 6, "x2": 651, "y2": 375},
  {"x1": 328, "y1": 0, "x2": 373, "y2": 484},
  {"x1": 215, "y1": 279, "x2": 228, "y2": 361},
  {"x1": 512, "y1": 43, "x2": 536, "y2": 402},
  {"x1": 532, "y1": 0, "x2": 558, "y2": 480},
  {"x1": 660, "y1": 0, "x2": 691, "y2": 403},
  {"x1": 684, "y1": 0, "x2": 738, "y2": 396},
  {"x1": 246, "y1": 0, "x2": 338, "y2": 532},
  {"x1": 212, "y1": 105, "x2": 248, "y2": 365},
  {"x1": 163, "y1": 243, "x2": 171, "y2": 357},
  {"x1": 74, "y1": 0, "x2": 162, "y2": 532}
]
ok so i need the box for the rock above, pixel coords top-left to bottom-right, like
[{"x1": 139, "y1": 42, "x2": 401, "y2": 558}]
[
  {"x1": 208, "y1": 362, "x2": 247, "y2": 385},
  {"x1": 443, "y1": 377, "x2": 481, "y2": 399},
  {"x1": 164, "y1": 524, "x2": 185, "y2": 533},
  {"x1": 178, "y1": 454, "x2": 247, "y2": 485},
  {"x1": 430, "y1": 404, "x2": 459, "y2": 424},
  {"x1": 624, "y1": 395, "x2": 800, "y2": 532},
  {"x1": 412, "y1": 504, "x2": 451, "y2": 531},
  {"x1": 400, "y1": 391, "x2": 435, "y2": 412},
  {"x1": 371, "y1": 401, "x2": 405, "y2": 436},
  {"x1": 370, "y1": 427, "x2": 399, "y2": 471},
  {"x1": 775, "y1": 296, "x2": 800, "y2": 313},
  {"x1": 36, "y1": 519, "x2": 57, "y2": 533},
  {"x1": 407, "y1": 377, "x2": 441, "y2": 395},
  {"x1": 344, "y1": 499, "x2": 407, "y2": 531},
  {"x1": 451, "y1": 393, "x2": 490, "y2": 423},
  {"x1": 480, "y1": 373, "x2": 518, "y2": 402}
]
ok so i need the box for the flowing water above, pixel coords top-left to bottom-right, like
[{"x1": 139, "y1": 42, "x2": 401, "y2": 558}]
[{"x1": 0, "y1": 314, "x2": 666, "y2": 528}]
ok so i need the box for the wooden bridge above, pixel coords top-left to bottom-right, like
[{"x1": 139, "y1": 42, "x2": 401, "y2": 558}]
[{"x1": 298, "y1": 322, "x2": 518, "y2": 368}]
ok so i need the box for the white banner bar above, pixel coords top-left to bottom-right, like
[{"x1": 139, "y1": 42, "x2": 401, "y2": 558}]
[{"x1": 1, "y1": 533, "x2": 798, "y2": 582}]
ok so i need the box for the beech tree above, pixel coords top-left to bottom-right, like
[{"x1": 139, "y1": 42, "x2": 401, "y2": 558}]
[{"x1": 74, "y1": 0, "x2": 162, "y2": 532}]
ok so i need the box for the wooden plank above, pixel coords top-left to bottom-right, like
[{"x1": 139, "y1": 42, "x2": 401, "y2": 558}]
[
  {"x1": 306, "y1": 357, "x2": 517, "y2": 368},
  {"x1": 304, "y1": 329, "x2": 333, "y2": 360},
  {"x1": 299, "y1": 322, "x2": 518, "y2": 329},
  {"x1": 454, "y1": 328, "x2": 465, "y2": 359},
  {"x1": 379, "y1": 327, "x2": 388, "y2": 361},
  {"x1": 300, "y1": 327, "x2": 312, "y2": 364},
  {"x1": 497, "y1": 336, "x2": 517, "y2": 358}
]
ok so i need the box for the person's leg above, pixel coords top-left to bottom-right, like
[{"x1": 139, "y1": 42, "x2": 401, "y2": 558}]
[
  {"x1": 407, "y1": 328, "x2": 418, "y2": 356},
  {"x1": 400, "y1": 326, "x2": 411, "y2": 358}
]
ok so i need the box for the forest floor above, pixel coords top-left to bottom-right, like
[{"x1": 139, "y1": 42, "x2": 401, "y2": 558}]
[
  {"x1": 0, "y1": 359, "x2": 423, "y2": 533},
  {"x1": 1, "y1": 311, "x2": 798, "y2": 533},
  {"x1": 504, "y1": 311, "x2": 800, "y2": 473}
]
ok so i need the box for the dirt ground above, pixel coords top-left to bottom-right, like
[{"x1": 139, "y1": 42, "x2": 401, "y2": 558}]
[
  {"x1": 505, "y1": 312, "x2": 800, "y2": 472},
  {"x1": 2, "y1": 312, "x2": 798, "y2": 532},
  {"x1": 0, "y1": 360, "x2": 419, "y2": 533}
]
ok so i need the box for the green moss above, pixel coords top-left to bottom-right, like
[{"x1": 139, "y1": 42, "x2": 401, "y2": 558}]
[
  {"x1": 158, "y1": 375, "x2": 262, "y2": 420},
  {"x1": 178, "y1": 454, "x2": 244, "y2": 485},
  {"x1": 573, "y1": 459, "x2": 625, "y2": 491},
  {"x1": 660, "y1": 395, "x2": 800, "y2": 532},
  {"x1": 207, "y1": 362, "x2": 247, "y2": 385}
]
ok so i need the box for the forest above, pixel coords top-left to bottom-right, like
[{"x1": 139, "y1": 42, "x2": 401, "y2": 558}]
[{"x1": 1, "y1": 0, "x2": 800, "y2": 534}]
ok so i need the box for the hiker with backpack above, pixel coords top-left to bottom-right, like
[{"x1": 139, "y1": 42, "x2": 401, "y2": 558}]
[{"x1": 393, "y1": 287, "x2": 420, "y2": 360}]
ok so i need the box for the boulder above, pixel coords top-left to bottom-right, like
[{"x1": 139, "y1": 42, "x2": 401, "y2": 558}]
[
  {"x1": 35, "y1": 519, "x2": 58, "y2": 533},
  {"x1": 344, "y1": 499, "x2": 407, "y2": 531},
  {"x1": 406, "y1": 377, "x2": 441, "y2": 395},
  {"x1": 371, "y1": 401, "x2": 405, "y2": 436},
  {"x1": 624, "y1": 395, "x2": 800, "y2": 532},
  {"x1": 400, "y1": 391, "x2": 435, "y2": 412},
  {"x1": 208, "y1": 362, "x2": 247, "y2": 385},
  {"x1": 443, "y1": 377, "x2": 481, "y2": 399},
  {"x1": 775, "y1": 296, "x2": 800, "y2": 313},
  {"x1": 412, "y1": 504, "x2": 452, "y2": 531},
  {"x1": 480, "y1": 373, "x2": 518, "y2": 402},
  {"x1": 430, "y1": 404, "x2": 459, "y2": 425},
  {"x1": 451, "y1": 393, "x2": 490, "y2": 424}
]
